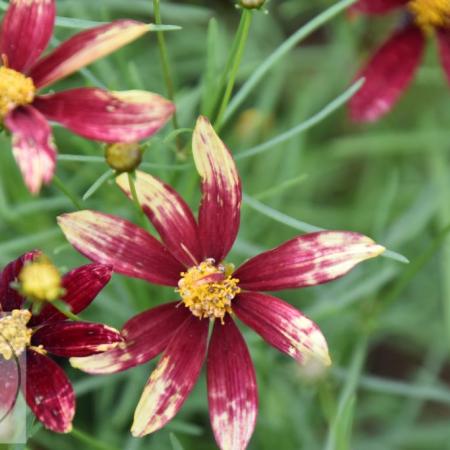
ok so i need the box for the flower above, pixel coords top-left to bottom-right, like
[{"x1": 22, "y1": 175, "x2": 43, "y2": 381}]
[
  {"x1": 0, "y1": 251, "x2": 122, "y2": 433},
  {"x1": 349, "y1": 0, "x2": 450, "y2": 122},
  {"x1": 57, "y1": 116, "x2": 385, "y2": 449},
  {"x1": 0, "y1": 0, "x2": 175, "y2": 194}
]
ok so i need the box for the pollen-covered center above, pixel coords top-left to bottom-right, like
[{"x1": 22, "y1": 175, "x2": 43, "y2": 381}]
[
  {"x1": 177, "y1": 259, "x2": 241, "y2": 322},
  {"x1": 0, "y1": 310, "x2": 32, "y2": 360},
  {"x1": 408, "y1": 0, "x2": 450, "y2": 32},
  {"x1": 0, "y1": 66, "x2": 35, "y2": 119}
]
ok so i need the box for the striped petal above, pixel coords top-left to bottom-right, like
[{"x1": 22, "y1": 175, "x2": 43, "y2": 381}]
[
  {"x1": 437, "y1": 28, "x2": 450, "y2": 85},
  {"x1": 32, "y1": 263, "x2": 112, "y2": 326},
  {"x1": 29, "y1": 20, "x2": 151, "y2": 89},
  {"x1": 192, "y1": 116, "x2": 242, "y2": 263},
  {"x1": 349, "y1": 26, "x2": 425, "y2": 122},
  {"x1": 5, "y1": 106, "x2": 57, "y2": 195},
  {"x1": 233, "y1": 292, "x2": 331, "y2": 366},
  {"x1": 234, "y1": 231, "x2": 385, "y2": 291},
  {"x1": 57, "y1": 210, "x2": 184, "y2": 286},
  {"x1": 0, "y1": 250, "x2": 40, "y2": 312},
  {"x1": 25, "y1": 349, "x2": 74, "y2": 433},
  {"x1": 70, "y1": 302, "x2": 190, "y2": 374},
  {"x1": 116, "y1": 171, "x2": 202, "y2": 267},
  {"x1": 131, "y1": 316, "x2": 208, "y2": 437},
  {"x1": 0, "y1": 0, "x2": 55, "y2": 73},
  {"x1": 351, "y1": 0, "x2": 407, "y2": 14},
  {"x1": 33, "y1": 88, "x2": 174, "y2": 143},
  {"x1": 207, "y1": 317, "x2": 258, "y2": 450},
  {"x1": 31, "y1": 322, "x2": 122, "y2": 357}
]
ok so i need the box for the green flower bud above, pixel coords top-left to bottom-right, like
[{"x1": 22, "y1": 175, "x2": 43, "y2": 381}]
[
  {"x1": 238, "y1": 0, "x2": 266, "y2": 9},
  {"x1": 105, "y1": 142, "x2": 142, "y2": 173}
]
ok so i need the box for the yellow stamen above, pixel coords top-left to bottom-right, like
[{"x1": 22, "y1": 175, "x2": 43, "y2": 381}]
[
  {"x1": 177, "y1": 259, "x2": 240, "y2": 322},
  {"x1": 0, "y1": 66, "x2": 35, "y2": 120},
  {"x1": 408, "y1": 0, "x2": 450, "y2": 33},
  {"x1": 0, "y1": 310, "x2": 32, "y2": 360},
  {"x1": 19, "y1": 255, "x2": 63, "y2": 303}
]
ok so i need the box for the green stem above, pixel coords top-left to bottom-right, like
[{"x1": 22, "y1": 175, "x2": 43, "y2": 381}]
[
  {"x1": 71, "y1": 426, "x2": 121, "y2": 450},
  {"x1": 152, "y1": 0, "x2": 182, "y2": 153},
  {"x1": 52, "y1": 175, "x2": 83, "y2": 210},
  {"x1": 128, "y1": 172, "x2": 147, "y2": 228},
  {"x1": 52, "y1": 299, "x2": 82, "y2": 322},
  {"x1": 214, "y1": 9, "x2": 253, "y2": 131}
]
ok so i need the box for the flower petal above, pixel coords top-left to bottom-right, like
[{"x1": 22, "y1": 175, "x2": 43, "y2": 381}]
[
  {"x1": 0, "y1": 0, "x2": 55, "y2": 72},
  {"x1": 0, "y1": 356, "x2": 22, "y2": 417},
  {"x1": 31, "y1": 263, "x2": 112, "y2": 326},
  {"x1": 25, "y1": 349, "x2": 74, "y2": 433},
  {"x1": 70, "y1": 302, "x2": 190, "y2": 374},
  {"x1": 31, "y1": 321, "x2": 122, "y2": 357},
  {"x1": 234, "y1": 231, "x2": 385, "y2": 291},
  {"x1": 351, "y1": 0, "x2": 407, "y2": 14},
  {"x1": 0, "y1": 250, "x2": 40, "y2": 312},
  {"x1": 116, "y1": 171, "x2": 202, "y2": 267},
  {"x1": 33, "y1": 88, "x2": 174, "y2": 143},
  {"x1": 437, "y1": 28, "x2": 450, "y2": 85},
  {"x1": 29, "y1": 20, "x2": 151, "y2": 88},
  {"x1": 234, "y1": 292, "x2": 331, "y2": 366},
  {"x1": 349, "y1": 26, "x2": 424, "y2": 122},
  {"x1": 57, "y1": 210, "x2": 184, "y2": 286},
  {"x1": 5, "y1": 106, "x2": 57, "y2": 195},
  {"x1": 192, "y1": 116, "x2": 242, "y2": 263},
  {"x1": 131, "y1": 316, "x2": 208, "y2": 437},
  {"x1": 207, "y1": 317, "x2": 258, "y2": 450}
]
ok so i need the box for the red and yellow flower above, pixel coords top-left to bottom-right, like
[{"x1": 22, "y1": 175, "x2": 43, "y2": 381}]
[
  {"x1": 0, "y1": 0, "x2": 174, "y2": 194},
  {"x1": 58, "y1": 117, "x2": 385, "y2": 449},
  {"x1": 0, "y1": 251, "x2": 122, "y2": 432},
  {"x1": 349, "y1": 0, "x2": 450, "y2": 122}
]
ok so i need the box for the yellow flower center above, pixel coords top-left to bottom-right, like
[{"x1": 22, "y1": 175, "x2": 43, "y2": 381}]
[
  {"x1": 19, "y1": 256, "x2": 63, "y2": 303},
  {"x1": 0, "y1": 66, "x2": 35, "y2": 120},
  {"x1": 408, "y1": 0, "x2": 450, "y2": 33},
  {"x1": 177, "y1": 259, "x2": 241, "y2": 322},
  {"x1": 0, "y1": 310, "x2": 32, "y2": 360}
]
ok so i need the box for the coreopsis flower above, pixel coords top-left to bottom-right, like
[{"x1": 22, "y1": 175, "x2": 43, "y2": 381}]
[
  {"x1": 349, "y1": 0, "x2": 450, "y2": 122},
  {"x1": 58, "y1": 117, "x2": 385, "y2": 449},
  {"x1": 0, "y1": 0, "x2": 174, "y2": 194},
  {"x1": 0, "y1": 251, "x2": 122, "y2": 432}
]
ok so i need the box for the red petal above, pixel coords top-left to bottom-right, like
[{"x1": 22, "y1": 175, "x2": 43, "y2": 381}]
[
  {"x1": 0, "y1": 357, "x2": 22, "y2": 418},
  {"x1": 234, "y1": 231, "x2": 385, "y2": 291},
  {"x1": 233, "y1": 292, "x2": 331, "y2": 366},
  {"x1": 349, "y1": 26, "x2": 425, "y2": 122},
  {"x1": 351, "y1": 0, "x2": 407, "y2": 14},
  {"x1": 70, "y1": 302, "x2": 190, "y2": 374},
  {"x1": 31, "y1": 321, "x2": 122, "y2": 357},
  {"x1": 29, "y1": 20, "x2": 151, "y2": 88},
  {"x1": 0, "y1": 250, "x2": 40, "y2": 312},
  {"x1": 116, "y1": 171, "x2": 202, "y2": 267},
  {"x1": 437, "y1": 28, "x2": 450, "y2": 85},
  {"x1": 33, "y1": 88, "x2": 174, "y2": 143},
  {"x1": 192, "y1": 116, "x2": 242, "y2": 263},
  {"x1": 207, "y1": 317, "x2": 258, "y2": 450},
  {"x1": 57, "y1": 210, "x2": 184, "y2": 286},
  {"x1": 0, "y1": 0, "x2": 55, "y2": 73},
  {"x1": 131, "y1": 316, "x2": 208, "y2": 437},
  {"x1": 32, "y1": 263, "x2": 112, "y2": 326},
  {"x1": 25, "y1": 349, "x2": 75, "y2": 433},
  {"x1": 5, "y1": 106, "x2": 57, "y2": 195}
]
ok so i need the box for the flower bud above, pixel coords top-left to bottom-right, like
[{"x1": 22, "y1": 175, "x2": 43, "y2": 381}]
[
  {"x1": 105, "y1": 142, "x2": 142, "y2": 173},
  {"x1": 19, "y1": 255, "x2": 63, "y2": 303},
  {"x1": 238, "y1": 0, "x2": 266, "y2": 9}
]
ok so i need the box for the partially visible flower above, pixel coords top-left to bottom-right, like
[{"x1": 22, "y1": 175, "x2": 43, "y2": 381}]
[
  {"x1": 0, "y1": 251, "x2": 121, "y2": 433},
  {"x1": 105, "y1": 142, "x2": 142, "y2": 173},
  {"x1": 58, "y1": 116, "x2": 384, "y2": 449},
  {"x1": 0, "y1": 0, "x2": 174, "y2": 194},
  {"x1": 349, "y1": 0, "x2": 450, "y2": 122},
  {"x1": 238, "y1": 0, "x2": 267, "y2": 9}
]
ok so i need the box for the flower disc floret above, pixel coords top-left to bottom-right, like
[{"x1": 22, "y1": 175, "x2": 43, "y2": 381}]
[
  {"x1": 177, "y1": 259, "x2": 240, "y2": 322},
  {"x1": 0, "y1": 66, "x2": 35, "y2": 119},
  {"x1": 408, "y1": 0, "x2": 450, "y2": 32},
  {"x1": 0, "y1": 309, "x2": 32, "y2": 360}
]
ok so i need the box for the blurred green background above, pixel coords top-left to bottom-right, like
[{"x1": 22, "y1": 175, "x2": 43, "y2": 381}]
[{"x1": 1, "y1": 0, "x2": 450, "y2": 449}]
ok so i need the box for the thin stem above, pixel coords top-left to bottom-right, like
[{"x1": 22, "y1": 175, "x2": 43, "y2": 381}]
[
  {"x1": 214, "y1": 9, "x2": 253, "y2": 131},
  {"x1": 128, "y1": 172, "x2": 147, "y2": 228},
  {"x1": 52, "y1": 175, "x2": 83, "y2": 210},
  {"x1": 71, "y1": 426, "x2": 121, "y2": 450},
  {"x1": 52, "y1": 299, "x2": 82, "y2": 322},
  {"x1": 153, "y1": 0, "x2": 182, "y2": 153}
]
